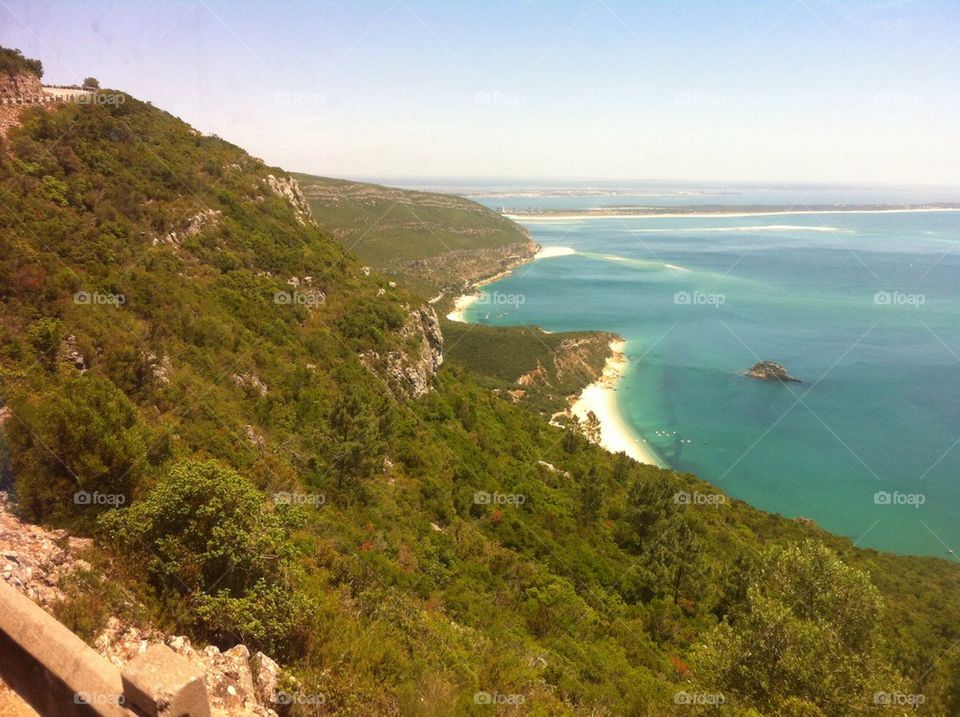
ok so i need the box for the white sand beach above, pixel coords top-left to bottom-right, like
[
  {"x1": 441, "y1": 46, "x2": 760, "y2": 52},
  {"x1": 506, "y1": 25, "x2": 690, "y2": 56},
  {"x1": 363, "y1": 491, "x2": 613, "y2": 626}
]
[
  {"x1": 534, "y1": 245, "x2": 577, "y2": 259},
  {"x1": 446, "y1": 293, "x2": 481, "y2": 322},
  {"x1": 570, "y1": 340, "x2": 663, "y2": 466},
  {"x1": 507, "y1": 207, "x2": 960, "y2": 222},
  {"x1": 446, "y1": 245, "x2": 577, "y2": 322}
]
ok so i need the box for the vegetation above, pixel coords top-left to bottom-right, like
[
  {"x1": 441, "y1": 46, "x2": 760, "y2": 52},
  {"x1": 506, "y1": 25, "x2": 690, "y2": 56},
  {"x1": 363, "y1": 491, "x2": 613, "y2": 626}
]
[
  {"x1": 0, "y1": 88, "x2": 959, "y2": 715},
  {"x1": 0, "y1": 46, "x2": 42, "y2": 77},
  {"x1": 442, "y1": 320, "x2": 616, "y2": 414},
  {"x1": 294, "y1": 173, "x2": 531, "y2": 295}
]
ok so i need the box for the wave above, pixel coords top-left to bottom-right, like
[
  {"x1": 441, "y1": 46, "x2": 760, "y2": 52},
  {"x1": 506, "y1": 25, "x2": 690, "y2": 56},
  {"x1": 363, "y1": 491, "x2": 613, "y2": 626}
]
[{"x1": 578, "y1": 251, "x2": 690, "y2": 272}]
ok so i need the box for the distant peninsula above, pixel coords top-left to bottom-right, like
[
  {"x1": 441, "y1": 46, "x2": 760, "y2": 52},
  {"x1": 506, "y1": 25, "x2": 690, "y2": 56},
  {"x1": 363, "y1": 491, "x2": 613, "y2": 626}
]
[{"x1": 502, "y1": 203, "x2": 960, "y2": 219}]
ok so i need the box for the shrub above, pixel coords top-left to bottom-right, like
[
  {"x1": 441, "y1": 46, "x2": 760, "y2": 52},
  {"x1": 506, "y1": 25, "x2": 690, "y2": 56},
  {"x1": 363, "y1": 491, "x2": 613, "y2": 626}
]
[
  {"x1": 7, "y1": 374, "x2": 147, "y2": 525},
  {"x1": 98, "y1": 460, "x2": 311, "y2": 658}
]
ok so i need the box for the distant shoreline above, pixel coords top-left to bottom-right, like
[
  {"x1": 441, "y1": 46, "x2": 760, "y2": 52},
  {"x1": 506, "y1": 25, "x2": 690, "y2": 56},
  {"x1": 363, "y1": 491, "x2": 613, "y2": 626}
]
[{"x1": 505, "y1": 205, "x2": 960, "y2": 221}]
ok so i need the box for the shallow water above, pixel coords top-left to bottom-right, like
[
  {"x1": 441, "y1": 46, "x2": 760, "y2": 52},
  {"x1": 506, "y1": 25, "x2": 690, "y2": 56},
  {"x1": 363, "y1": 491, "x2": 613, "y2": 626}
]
[{"x1": 464, "y1": 208, "x2": 960, "y2": 557}]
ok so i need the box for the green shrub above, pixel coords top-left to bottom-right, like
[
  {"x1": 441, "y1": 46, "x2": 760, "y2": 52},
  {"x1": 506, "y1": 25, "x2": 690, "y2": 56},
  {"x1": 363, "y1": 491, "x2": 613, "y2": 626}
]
[{"x1": 98, "y1": 460, "x2": 310, "y2": 658}]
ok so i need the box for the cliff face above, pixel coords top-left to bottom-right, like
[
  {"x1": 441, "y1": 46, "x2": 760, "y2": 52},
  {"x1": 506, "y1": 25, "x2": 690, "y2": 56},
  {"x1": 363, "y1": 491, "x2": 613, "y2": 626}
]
[
  {"x1": 360, "y1": 306, "x2": 444, "y2": 399},
  {"x1": 0, "y1": 71, "x2": 42, "y2": 101},
  {"x1": 264, "y1": 174, "x2": 313, "y2": 225},
  {"x1": 401, "y1": 239, "x2": 536, "y2": 292}
]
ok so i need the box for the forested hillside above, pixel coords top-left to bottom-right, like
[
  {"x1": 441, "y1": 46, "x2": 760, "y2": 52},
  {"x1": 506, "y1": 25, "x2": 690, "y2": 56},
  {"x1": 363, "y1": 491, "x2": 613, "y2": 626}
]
[{"x1": 1, "y1": 85, "x2": 959, "y2": 716}]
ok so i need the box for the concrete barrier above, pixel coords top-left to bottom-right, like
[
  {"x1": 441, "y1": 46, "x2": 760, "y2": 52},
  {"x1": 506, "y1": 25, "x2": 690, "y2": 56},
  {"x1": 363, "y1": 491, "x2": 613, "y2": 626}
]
[{"x1": 0, "y1": 580, "x2": 210, "y2": 717}]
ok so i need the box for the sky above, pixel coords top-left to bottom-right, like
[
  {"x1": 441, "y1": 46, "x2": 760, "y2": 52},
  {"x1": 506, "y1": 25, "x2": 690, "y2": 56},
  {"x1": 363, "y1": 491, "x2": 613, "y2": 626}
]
[{"x1": 1, "y1": 0, "x2": 959, "y2": 186}]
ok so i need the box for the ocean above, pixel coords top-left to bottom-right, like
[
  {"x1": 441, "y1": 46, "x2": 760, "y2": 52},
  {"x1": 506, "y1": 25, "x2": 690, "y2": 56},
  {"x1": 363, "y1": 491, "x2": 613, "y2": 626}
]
[{"x1": 454, "y1": 184, "x2": 960, "y2": 558}]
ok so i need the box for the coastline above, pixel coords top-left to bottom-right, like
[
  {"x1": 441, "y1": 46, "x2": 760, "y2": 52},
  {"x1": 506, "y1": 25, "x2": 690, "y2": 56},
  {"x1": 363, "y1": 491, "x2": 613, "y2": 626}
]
[
  {"x1": 506, "y1": 207, "x2": 960, "y2": 222},
  {"x1": 446, "y1": 241, "x2": 665, "y2": 467},
  {"x1": 568, "y1": 339, "x2": 664, "y2": 467},
  {"x1": 445, "y1": 244, "x2": 573, "y2": 322}
]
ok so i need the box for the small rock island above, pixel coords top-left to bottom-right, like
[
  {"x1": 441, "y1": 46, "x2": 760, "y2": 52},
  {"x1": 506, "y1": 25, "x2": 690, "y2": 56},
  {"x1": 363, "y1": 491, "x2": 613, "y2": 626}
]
[{"x1": 744, "y1": 361, "x2": 800, "y2": 382}]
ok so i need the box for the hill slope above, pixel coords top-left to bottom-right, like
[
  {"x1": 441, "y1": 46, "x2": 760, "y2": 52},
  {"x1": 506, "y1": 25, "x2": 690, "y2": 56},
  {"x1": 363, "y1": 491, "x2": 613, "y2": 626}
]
[
  {"x1": 0, "y1": 83, "x2": 959, "y2": 716},
  {"x1": 294, "y1": 173, "x2": 535, "y2": 297}
]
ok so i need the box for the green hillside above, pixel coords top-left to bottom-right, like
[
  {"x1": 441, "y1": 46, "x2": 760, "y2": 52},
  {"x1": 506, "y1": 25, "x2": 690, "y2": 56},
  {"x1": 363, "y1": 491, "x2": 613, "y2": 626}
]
[
  {"x1": 294, "y1": 173, "x2": 534, "y2": 297},
  {"x1": 1, "y1": 88, "x2": 960, "y2": 716}
]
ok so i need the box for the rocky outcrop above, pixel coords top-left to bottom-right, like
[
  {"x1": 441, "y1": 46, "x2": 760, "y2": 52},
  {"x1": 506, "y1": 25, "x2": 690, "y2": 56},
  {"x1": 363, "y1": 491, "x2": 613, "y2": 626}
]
[
  {"x1": 365, "y1": 306, "x2": 444, "y2": 399},
  {"x1": 264, "y1": 174, "x2": 313, "y2": 225},
  {"x1": 0, "y1": 72, "x2": 42, "y2": 102},
  {"x1": 155, "y1": 208, "x2": 222, "y2": 247},
  {"x1": 95, "y1": 620, "x2": 280, "y2": 717},
  {"x1": 402, "y1": 240, "x2": 536, "y2": 293},
  {"x1": 744, "y1": 361, "x2": 800, "y2": 382},
  {"x1": 0, "y1": 493, "x2": 92, "y2": 607},
  {"x1": 0, "y1": 493, "x2": 282, "y2": 717}
]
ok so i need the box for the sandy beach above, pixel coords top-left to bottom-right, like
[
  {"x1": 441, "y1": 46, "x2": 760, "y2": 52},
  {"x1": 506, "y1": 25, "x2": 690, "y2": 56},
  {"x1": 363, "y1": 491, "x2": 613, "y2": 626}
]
[
  {"x1": 569, "y1": 340, "x2": 663, "y2": 466},
  {"x1": 445, "y1": 244, "x2": 575, "y2": 322},
  {"x1": 507, "y1": 207, "x2": 960, "y2": 222}
]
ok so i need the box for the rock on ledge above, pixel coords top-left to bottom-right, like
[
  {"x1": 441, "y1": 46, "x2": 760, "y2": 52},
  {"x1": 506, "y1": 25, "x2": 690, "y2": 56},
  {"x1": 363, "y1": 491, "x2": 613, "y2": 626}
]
[{"x1": 744, "y1": 361, "x2": 800, "y2": 382}]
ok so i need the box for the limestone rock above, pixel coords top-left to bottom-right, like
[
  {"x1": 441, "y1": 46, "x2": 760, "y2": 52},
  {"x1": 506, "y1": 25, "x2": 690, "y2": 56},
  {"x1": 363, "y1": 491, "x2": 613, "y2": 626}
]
[{"x1": 744, "y1": 360, "x2": 800, "y2": 382}]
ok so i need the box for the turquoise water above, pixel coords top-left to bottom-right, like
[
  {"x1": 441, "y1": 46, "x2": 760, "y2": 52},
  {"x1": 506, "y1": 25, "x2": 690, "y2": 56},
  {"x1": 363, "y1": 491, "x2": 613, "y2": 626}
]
[{"x1": 464, "y1": 209, "x2": 960, "y2": 557}]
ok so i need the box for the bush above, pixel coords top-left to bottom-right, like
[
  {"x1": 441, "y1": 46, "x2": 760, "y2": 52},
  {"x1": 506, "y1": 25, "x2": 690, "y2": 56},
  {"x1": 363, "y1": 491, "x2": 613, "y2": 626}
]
[
  {"x1": 7, "y1": 374, "x2": 147, "y2": 525},
  {"x1": 98, "y1": 460, "x2": 311, "y2": 658}
]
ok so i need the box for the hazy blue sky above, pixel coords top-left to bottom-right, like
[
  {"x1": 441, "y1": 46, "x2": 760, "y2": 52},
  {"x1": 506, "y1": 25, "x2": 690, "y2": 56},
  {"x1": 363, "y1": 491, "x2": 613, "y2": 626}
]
[{"x1": 2, "y1": 0, "x2": 958, "y2": 185}]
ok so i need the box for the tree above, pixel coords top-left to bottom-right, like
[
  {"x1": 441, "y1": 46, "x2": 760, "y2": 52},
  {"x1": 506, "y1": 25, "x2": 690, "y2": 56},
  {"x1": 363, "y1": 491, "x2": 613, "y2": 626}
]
[
  {"x1": 324, "y1": 390, "x2": 392, "y2": 493},
  {"x1": 579, "y1": 463, "x2": 604, "y2": 520},
  {"x1": 27, "y1": 317, "x2": 61, "y2": 371},
  {"x1": 693, "y1": 540, "x2": 904, "y2": 714},
  {"x1": 82, "y1": 76, "x2": 99, "y2": 89},
  {"x1": 617, "y1": 475, "x2": 676, "y2": 553},
  {"x1": 98, "y1": 460, "x2": 311, "y2": 658},
  {"x1": 7, "y1": 374, "x2": 147, "y2": 524}
]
